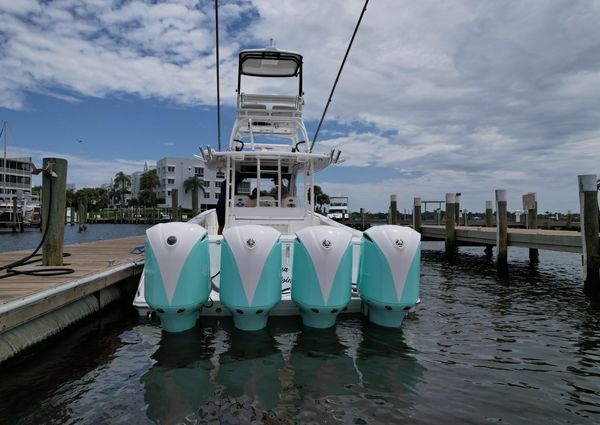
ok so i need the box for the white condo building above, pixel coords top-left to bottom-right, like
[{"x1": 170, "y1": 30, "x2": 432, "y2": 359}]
[
  {"x1": 131, "y1": 156, "x2": 249, "y2": 211},
  {"x1": 0, "y1": 157, "x2": 33, "y2": 202}
]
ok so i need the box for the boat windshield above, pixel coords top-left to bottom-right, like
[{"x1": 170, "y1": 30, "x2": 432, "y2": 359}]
[{"x1": 239, "y1": 50, "x2": 302, "y2": 77}]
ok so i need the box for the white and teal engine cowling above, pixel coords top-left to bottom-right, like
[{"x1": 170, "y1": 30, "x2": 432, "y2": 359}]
[
  {"x1": 220, "y1": 225, "x2": 282, "y2": 331},
  {"x1": 292, "y1": 226, "x2": 353, "y2": 328},
  {"x1": 144, "y1": 222, "x2": 211, "y2": 332},
  {"x1": 358, "y1": 225, "x2": 421, "y2": 327}
]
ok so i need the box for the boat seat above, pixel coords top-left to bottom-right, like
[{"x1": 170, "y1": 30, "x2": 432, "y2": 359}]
[
  {"x1": 234, "y1": 194, "x2": 250, "y2": 207},
  {"x1": 282, "y1": 196, "x2": 299, "y2": 208},
  {"x1": 259, "y1": 196, "x2": 277, "y2": 207}
]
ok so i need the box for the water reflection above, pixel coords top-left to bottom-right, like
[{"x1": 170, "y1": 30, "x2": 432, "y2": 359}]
[{"x1": 141, "y1": 327, "x2": 216, "y2": 424}]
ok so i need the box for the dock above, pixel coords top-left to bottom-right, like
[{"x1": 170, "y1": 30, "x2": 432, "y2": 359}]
[
  {"x1": 420, "y1": 225, "x2": 583, "y2": 253},
  {"x1": 0, "y1": 235, "x2": 144, "y2": 363}
]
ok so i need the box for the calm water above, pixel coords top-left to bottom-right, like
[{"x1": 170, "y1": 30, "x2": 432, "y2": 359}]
[
  {"x1": 0, "y1": 224, "x2": 150, "y2": 252},
  {"x1": 0, "y1": 230, "x2": 599, "y2": 424}
]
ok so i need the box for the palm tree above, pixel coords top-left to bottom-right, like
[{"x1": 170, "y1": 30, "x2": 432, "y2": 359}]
[
  {"x1": 313, "y1": 185, "x2": 330, "y2": 213},
  {"x1": 114, "y1": 171, "x2": 131, "y2": 208},
  {"x1": 140, "y1": 171, "x2": 160, "y2": 206},
  {"x1": 184, "y1": 175, "x2": 206, "y2": 216}
]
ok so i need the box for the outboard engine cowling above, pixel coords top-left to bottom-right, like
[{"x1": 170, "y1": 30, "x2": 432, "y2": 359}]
[
  {"x1": 358, "y1": 225, "x2": 421, "y2": 327},
  {"x1": 292, "y1": 226, "x2": 353, "y2": 328},
  {"x1": 220, "y1": 225, "x2": 282, "y2": 331},
  {"x1": 144, "y1": 222, "x2": 211, "y2": 332}
]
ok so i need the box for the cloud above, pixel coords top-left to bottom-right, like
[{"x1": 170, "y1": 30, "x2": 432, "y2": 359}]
[
  {"x1": 1, "y1": 1, "x2": 600, "y2": 212},
  {"x1": 7, "y1": 145, "x2": 149, "y2": 189}
]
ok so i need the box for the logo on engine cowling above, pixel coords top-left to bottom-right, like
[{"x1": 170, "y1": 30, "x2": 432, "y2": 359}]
[
  {"x1": 395, "y1": 238, "x2": 405, "y2": 248},
  {"x1": 322, "y1": 239, "x2": 332, "y2": 249},
  {"x1": 246, "y1": 238, "x2": 256, "y2": 249}
]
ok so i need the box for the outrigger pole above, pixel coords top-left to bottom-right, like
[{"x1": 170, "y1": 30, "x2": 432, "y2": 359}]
[
  {"x1": 310, "y1": 0, "x2": 369, "y2": 152},
  {"x1": 214, "y1": 0, "x2": 222, "y2": 151}
]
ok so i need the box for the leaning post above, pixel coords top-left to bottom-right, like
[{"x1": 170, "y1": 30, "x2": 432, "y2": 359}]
[
  {"x1": 42, "y1": 158, "x2": 68, "y2": 266},
  {"x1": 496, "y1": 189, "x2": 508, "y2": 272},
  {"x1": 413, "y1": 197, "x2": 422, "y2": 233},
  {"x1": 523, "y1": 192, "x2": 538, "y2": 262},
  {"x1": 445, "y1": 193, "x2": 456, "y2": 255},
  {"x1": 578, "y1": 175, "x2": 600, "y2": 293},
  {"x1": 390, "y1": 194, "x2": 398, "y2": 225}
]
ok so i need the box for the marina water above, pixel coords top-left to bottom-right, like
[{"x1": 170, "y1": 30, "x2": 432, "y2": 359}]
[{"x1": 0, "y1": 226, "x2": 599, "y2": 424}]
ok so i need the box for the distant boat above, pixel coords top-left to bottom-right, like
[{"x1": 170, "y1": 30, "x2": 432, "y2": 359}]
[{"x1": 133, "y1": 44, "x2": 422, "y2": 332}]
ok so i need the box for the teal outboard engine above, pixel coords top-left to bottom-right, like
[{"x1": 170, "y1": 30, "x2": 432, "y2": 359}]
[
  {"x1": 292, "y1": 226, "x2": 353, "y2": 328},
  {"x1": 220, "y1": 225, "x2": 282, "y2": 331},
  {"x1": 144, "y1": 222, "x2": 210, "y2": 332},
  {"x1": 358, "y1": 225, "x2": 421, "y2": 327}
]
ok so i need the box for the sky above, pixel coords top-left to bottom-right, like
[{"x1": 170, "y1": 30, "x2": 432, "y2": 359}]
[{"x1": 1, "y1": 0, "x2": 600, "y2": 213}]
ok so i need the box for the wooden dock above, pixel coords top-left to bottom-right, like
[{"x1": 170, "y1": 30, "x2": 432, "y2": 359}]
[
  {"x1": 0, "y1": 235, "x2": 144, "y2": 363},
  {"x1": 420, "y1": 225, "x2": 583, "y2": 253}
]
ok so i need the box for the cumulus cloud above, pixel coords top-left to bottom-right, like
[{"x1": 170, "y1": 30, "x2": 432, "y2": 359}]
[
  {"x1": 8, "y1": 145, "x2": 148, "y2": 189},
  {"x1": 1, "y1": 0, "x2": 599, "y2": 211}
]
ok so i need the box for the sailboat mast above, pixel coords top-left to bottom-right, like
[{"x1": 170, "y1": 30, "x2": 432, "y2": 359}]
[{"x1": 1, "y1": 121, "x2": 6, "y2": 202}]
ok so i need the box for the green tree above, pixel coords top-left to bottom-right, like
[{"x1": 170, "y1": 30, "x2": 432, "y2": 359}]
[
  {"x1": 139, "y1": 171, "x2": 160, "y2": 207},
  {"x1": 113, "y1": 171, "x2": 131, "y2": 208},
  {"x1": 184, "y1": 175, "x2": 206, "y2": 216},
  {"x1": 313, "y1": 185, "x2": 330, "y2": 213}
]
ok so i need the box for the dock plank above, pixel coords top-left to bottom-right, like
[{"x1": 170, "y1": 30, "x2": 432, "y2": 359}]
[{"x1": 0, "y1": 235, "x2": 145, "y2": 331}]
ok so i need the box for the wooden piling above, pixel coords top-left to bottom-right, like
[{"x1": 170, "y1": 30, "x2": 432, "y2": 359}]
[
  {"x1": 484, "y1": 200, "x2": 493, "y2": 256},
  {"x1": 390, "y1": 194, "x2": 398, "y2": 225},
  {"x1": 78, "y1": 196, "x2": 87, "y2": 232},
  {"x1": 523, "y1": 193, "x2": 538, "y2": 262},
  {"x1": 455, "y1": 194, "x2": 461, "y2": 226},
  {"x1": 496, "y1": 189, "x2": 508, "y2": 272},
  {"x1": 11, "y1": 196, "x2": 17, "y2": 232},
  {"x1": 578, "y1": 175, "x2": 600, "y2": 292},
  {"x1": 445, "y1": 193, "x2": 456, "y2": 255},
  {"x1": 171, "y1": 189, "x2": 179, "y2": 221},
  {"x1": 413, "y1": 197, "x2": 422, "y2": 233},
  {"x1": 42, "y1": 158, "x2": 67, "y2": 266},
  {"x1": 360, "y1": 207, "x2": 365, "y2": 230},
  {"x1": 485, "y1": 200, "x2": 493, "y2": 227}
]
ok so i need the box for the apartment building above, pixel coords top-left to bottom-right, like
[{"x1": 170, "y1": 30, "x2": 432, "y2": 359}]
[
  {"x1": 0, "y1": 157, "x2": 33, "y2": 202},
  {"x1": 149, "y1": 157, "x2": 249, "y2": 210}
]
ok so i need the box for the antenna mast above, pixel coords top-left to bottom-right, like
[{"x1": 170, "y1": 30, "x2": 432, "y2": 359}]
[
  {"x1": 214, "y1": 0, "x2": 222, "y2": 151},
  {"x1": 310, "y1": 0, "x2": 369, "y2": 151}
]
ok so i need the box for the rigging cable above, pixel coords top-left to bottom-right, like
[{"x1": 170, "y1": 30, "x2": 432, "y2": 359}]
[
  {"x1": 215, "y1": 0, "x2": 222, "y2": 151},
  {"x1": 310, "y1": 0, "x2": 370, "y2": 152}
]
